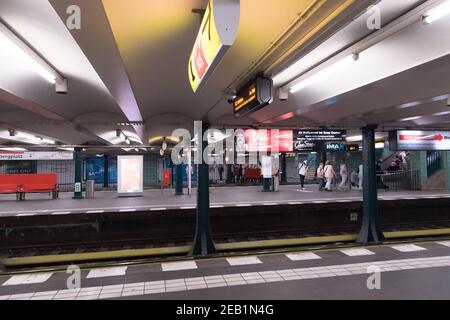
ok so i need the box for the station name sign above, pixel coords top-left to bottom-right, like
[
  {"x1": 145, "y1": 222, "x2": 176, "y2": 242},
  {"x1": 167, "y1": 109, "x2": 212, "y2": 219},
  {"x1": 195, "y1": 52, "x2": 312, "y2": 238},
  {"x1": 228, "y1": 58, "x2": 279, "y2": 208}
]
[
  {"x1": 390, "y1": 130, "x2": 450, "y2": 151},
  {"x1": 293, "y1": 130, "x2": 347, "y2": 152},
  {"x1": 0, "y1": 151, "x2": 74, "y2": 161},
  {"x1": 188, "y1": 0, "x2": 240, "y2": 93},
  {"x1": 233, "y1": 77, "x2": 273, "y2": 117}
]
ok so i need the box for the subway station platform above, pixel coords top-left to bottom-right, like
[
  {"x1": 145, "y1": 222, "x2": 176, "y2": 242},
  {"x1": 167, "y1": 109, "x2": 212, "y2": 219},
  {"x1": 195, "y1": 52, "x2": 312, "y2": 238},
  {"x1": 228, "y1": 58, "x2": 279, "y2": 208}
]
[
  {"x1": 1, "y1": 184, "x2": 450, "y2": 268},
  {"x1": 0, "y1": 185, "x2": 449, "y2": 217},
  {"x1": 1, "y1": 239, "x2": 450, "y2": 300}
]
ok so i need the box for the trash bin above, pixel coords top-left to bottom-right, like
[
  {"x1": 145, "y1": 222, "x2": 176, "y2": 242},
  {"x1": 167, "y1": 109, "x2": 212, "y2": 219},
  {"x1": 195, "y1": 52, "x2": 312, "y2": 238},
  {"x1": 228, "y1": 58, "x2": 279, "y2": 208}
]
[
  {"x1": 86, "y1": 180, "x2": 95, "y2": 199},
  {"x1": 273, "y1": 175, "x2": 280, "y2": 192}
]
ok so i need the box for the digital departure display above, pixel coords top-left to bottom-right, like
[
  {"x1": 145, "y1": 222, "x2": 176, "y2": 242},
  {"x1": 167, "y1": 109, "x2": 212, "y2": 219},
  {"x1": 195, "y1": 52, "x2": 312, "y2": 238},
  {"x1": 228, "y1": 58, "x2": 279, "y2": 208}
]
[{"x1": 234, "y1": 77, "x2": 273, "y2": 117}]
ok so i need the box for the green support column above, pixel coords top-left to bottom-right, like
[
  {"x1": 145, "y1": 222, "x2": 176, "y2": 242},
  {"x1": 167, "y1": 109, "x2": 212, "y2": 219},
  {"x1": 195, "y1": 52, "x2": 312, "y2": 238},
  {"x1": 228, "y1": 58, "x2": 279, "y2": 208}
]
[
  {"x1": 103, "y1": 155, "x2": 109, "y2": 188},
  {"x1": 280, "y1": 154, "x2": 287, "y2": 184},
  {"x1": 191, "y1": 123, "x2": 216, "y2": 256},
  {"x1": 175, "y1": 164, "x2": 183, "y2": 195},
  {"x1": 357, "y1": 125, "x2": 384, "y2": 243},
  {"x1": 73, "y1": 147, "x2": 84, "y2": 199}
]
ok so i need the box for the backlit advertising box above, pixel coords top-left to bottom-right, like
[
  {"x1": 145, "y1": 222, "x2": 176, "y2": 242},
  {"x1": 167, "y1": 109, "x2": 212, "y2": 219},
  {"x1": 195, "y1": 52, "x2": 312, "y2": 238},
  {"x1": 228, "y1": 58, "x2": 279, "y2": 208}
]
[
  {"x1": 390, "y1": 130, "x2": 450, "y2": 151},
  {"x1": 293, "y1": 130, "x2": 347, "y2": 152},
  {"x1": 117, "y1": 155, "x2": 143, "y2": 197},
  {"x1": 245, "y1": 129, "x2": 293, "y2": 152}
]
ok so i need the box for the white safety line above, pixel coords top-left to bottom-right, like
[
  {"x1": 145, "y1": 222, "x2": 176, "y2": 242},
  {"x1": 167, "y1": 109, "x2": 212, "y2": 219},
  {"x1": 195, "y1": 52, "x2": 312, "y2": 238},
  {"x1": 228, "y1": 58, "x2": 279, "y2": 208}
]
[
  {"x1": 150, "y1": 208, "x2": 167, "y2": 211},
  {"x1": 86, "y1": 210, "x2": 105, "y2": 214},
  {"x1": 438, "y1": 241, "x2": 450, "y2": 248},
  {"x1": 340, "y1": 248, "x2": 375, "y2": 257},
  {"x1": 226, "y1": 256, "x2": 262, "y2": 266},
  {"x1": 87, "y1": 267, "x2": 128, "y2": 279},
  {"x1": 161, "y1": 261, "x2": 197, "y2": 272},
  {"x1": 285, "y1": 252, "x2": 322, "y2": 261},
  {"x1": 390, "y1": 244, "x2": 426, "y2": 253},
  {"x1": 52, "y1": 211, "x2": 71, "y2": 215},
  {"x1": 2, "y1": 273, "x2": 53, "y2": 286}
]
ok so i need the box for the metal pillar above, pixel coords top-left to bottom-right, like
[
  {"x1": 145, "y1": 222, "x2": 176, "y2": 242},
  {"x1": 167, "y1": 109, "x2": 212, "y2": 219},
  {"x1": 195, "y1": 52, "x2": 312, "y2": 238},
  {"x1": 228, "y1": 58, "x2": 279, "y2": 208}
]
[
  {"x1": 357, "y1": 125, "x2": 384, "y2": 243},
  {"x1": 191, "y1": 123, "x2": 216, "y2": 255},
  {"x1": 175, "y1": 164, "x2": 183, "y2": 195},
  {"x1": 73, "y1": 147, "x2": 84, "y2": 199},
  {"x1": 103, "y1": 155, "x2": 109, "y2": 188},
  {"x1": 280, "y1": 154, "x2": 287, "y2": 184}
]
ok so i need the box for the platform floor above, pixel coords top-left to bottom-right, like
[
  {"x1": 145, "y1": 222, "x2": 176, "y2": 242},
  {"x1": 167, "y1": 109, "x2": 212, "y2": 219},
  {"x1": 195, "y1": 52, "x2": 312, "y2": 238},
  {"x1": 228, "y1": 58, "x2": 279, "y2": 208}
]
[
  {"x1": 1, "y1": 239, "x2": 450, "y2": 300},
  {"x1": 0, "y1": 185, "x2": 449, "y2": 217}
]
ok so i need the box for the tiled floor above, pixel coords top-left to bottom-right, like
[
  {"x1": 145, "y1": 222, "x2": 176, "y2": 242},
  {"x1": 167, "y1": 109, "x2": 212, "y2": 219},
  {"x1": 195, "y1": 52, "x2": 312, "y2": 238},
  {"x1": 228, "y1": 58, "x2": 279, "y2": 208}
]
[
  {"x1": 2, "y1": 254, "x2": 450, "y2": 300},
  {"x1": 1, "y1": 241, "x2": 450, "y2": 300}
]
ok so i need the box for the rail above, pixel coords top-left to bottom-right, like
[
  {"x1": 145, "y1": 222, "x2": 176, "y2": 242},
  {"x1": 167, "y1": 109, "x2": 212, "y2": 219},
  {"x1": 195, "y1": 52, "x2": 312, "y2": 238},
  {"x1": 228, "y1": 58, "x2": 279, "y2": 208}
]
[{"x1": 377, "y1": 170, "x2": 420, "y2": 191}]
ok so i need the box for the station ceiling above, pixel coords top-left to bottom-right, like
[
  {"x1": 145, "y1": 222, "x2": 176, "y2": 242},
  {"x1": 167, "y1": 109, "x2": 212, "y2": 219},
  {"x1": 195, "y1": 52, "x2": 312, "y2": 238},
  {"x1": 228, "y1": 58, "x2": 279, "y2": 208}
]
[{"x1": 0, "y1": 0, "x2": 449, "y2": 149}]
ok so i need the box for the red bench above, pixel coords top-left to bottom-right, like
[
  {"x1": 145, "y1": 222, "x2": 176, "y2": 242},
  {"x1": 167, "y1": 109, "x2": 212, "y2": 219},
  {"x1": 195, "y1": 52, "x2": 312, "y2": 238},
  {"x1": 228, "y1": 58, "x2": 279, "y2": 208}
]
[
  {"x1": 0, "y1": 175, "x2": 22, "y2": 200},
  {"x1": 243, "y1": 168, "x2": 262, "y2": 182},
  {"x1": 0, "y1": 174, "x2": 59, "y2": 200}
]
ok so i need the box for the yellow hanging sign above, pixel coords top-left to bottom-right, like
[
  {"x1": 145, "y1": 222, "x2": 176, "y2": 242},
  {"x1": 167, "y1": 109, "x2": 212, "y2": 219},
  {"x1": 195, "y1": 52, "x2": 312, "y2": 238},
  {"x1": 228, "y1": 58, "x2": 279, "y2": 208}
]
[{"x1": 188, "y1": 0, "x2": 240, "y2": 93}]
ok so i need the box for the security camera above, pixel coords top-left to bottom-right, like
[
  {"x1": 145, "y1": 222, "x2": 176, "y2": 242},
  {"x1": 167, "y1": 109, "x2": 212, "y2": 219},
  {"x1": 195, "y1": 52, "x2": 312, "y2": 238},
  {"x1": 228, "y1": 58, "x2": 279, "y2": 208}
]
[
  {"x1": 55, "y1": 78, "x2": 68, "y2": 95},
  {"x1": 279, "y1": 87, "x2": 289, "y2": 101},
  {"x1": 226, "y1": 94, "x2": 237, "y2": 104}
]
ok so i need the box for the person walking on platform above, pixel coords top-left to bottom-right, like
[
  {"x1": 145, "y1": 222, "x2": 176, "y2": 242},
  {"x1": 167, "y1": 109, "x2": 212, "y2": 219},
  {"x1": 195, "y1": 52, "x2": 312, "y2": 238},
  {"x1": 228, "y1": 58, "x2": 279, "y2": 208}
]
[
  {"x1": 324, "y1": 160, "x2": 336, "y2": 192},
  {"x1": 338, "y1": 159, "x2": 349, "y2": 191},
  {"x1": 317, "y1": 163, "x2": 325, "y2": 191},
  {"x1": 298, "y1": 160, "x2": 308, "y2": 190}
]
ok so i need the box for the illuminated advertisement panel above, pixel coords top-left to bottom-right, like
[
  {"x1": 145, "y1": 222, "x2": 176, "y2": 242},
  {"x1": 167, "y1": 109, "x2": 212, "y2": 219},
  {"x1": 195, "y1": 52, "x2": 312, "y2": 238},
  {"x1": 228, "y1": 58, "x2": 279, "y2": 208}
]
[
  {"x1": 245, "y1": 130, "x2": 293, "y2": 152},
  {"x1": 117, "y1": 155, "x2": 143, "y2": 197},
  {"x1": 390, "y1": 130, "x2": 450, "y2": 151}
]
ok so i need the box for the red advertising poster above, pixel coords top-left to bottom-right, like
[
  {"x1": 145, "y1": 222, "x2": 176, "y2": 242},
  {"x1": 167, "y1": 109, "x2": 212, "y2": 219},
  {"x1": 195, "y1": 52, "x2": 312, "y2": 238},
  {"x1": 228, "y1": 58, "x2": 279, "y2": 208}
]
[
  {"x1": 194, "y1": 37, "x2": 208, "y2": 79},
  {"x1": 244, "y1": 130, "x2": 293, "y2": 152}
]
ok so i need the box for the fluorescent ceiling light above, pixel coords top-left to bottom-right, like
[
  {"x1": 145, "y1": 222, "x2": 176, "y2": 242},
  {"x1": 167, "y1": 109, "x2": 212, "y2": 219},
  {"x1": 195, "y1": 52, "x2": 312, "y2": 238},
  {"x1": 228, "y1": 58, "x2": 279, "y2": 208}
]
[
  {"x1": 346, "y1": 135, "x2": 363, "y2": 142},
  {"x1": 0, "y1": 22, "x2": 64, "y2": 85},
  {"x1": 422, "y1": 0, "x2": 450, "y2": 24},
  {"x1": 0, "y1": 147, "x2": 27, "y2": 151},
  {"x1": 289, "y1": 55, "x2": 358, "y2": 94},
  {"x1": 433, "y1": 111, "x2": 450, "y2": 116},
  {"x1": 279, "y1": 0, "x2": 450, "y2": 96},
  {"x1": 400, "y1": 116, "x2": 421, "y2": 122},
  {"x1": 0, "y1": 130, "x2": 55, "y2": 145}
]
